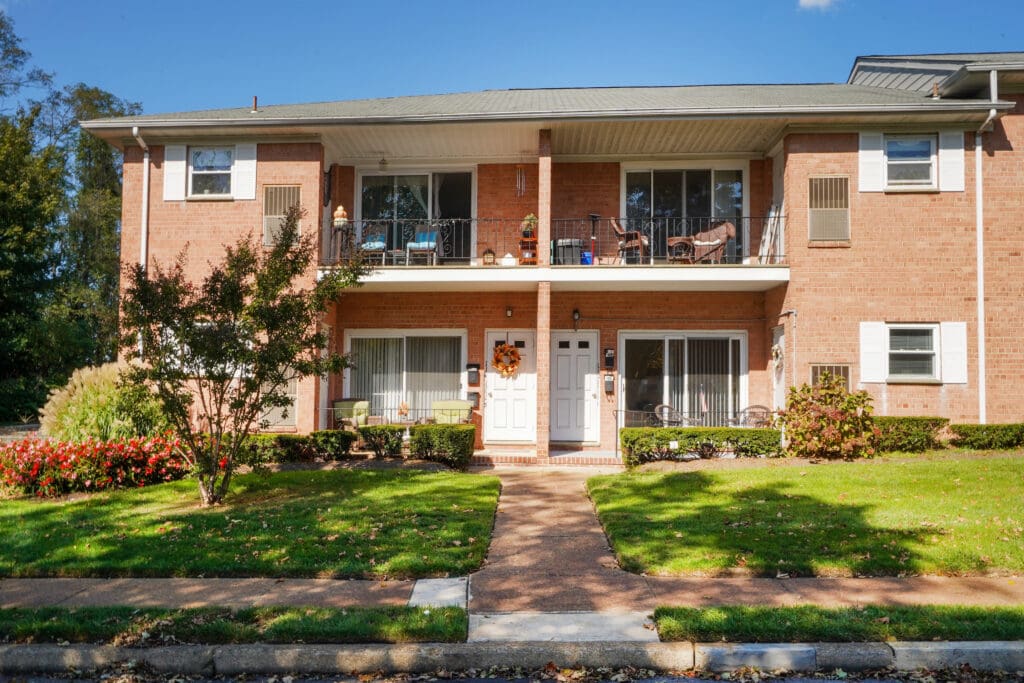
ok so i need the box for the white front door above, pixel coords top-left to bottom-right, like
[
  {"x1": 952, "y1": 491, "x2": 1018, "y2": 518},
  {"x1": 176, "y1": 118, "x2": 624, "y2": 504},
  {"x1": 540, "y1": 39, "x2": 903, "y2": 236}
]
[
  {"x1": 550, "y1": 330, "x2": 600, "y2": 443},
  {"x1": 484, "y1": 330, "x2": 536, "y2": 443}
]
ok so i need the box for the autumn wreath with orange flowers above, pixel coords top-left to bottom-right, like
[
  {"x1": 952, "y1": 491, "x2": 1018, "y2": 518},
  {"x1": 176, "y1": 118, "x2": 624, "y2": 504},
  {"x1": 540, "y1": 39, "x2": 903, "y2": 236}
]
[{"x1": 492, "y1": 342, "x2": 522, "y2": 378}]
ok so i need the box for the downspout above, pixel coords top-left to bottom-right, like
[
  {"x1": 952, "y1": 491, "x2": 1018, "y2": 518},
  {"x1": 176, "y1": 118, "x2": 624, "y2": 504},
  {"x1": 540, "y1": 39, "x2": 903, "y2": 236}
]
[
  {"x1": 132, "y1": 126, "x2": 150, "y2": 272},
  {"x1": 974, "y1": 70, "x2": 998, "y2": 424}
]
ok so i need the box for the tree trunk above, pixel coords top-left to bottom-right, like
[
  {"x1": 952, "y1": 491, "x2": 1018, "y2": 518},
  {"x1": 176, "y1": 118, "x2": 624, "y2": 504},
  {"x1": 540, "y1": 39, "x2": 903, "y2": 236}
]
[{"x1": 197, "y1": 474, "x2": 224, "y2": 506}]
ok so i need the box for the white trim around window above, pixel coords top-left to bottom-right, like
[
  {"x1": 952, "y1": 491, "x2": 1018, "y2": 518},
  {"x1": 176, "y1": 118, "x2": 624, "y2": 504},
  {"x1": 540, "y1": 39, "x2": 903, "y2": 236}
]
[{"x1": 859, "y1": 321, "x2": 967, "y2": 384}]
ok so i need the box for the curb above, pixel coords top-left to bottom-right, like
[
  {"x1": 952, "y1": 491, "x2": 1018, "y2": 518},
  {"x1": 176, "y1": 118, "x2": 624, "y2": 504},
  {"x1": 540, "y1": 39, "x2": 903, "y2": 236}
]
[{"x1": 1, "y1": 641, "x2": 1022, "y2": 675}]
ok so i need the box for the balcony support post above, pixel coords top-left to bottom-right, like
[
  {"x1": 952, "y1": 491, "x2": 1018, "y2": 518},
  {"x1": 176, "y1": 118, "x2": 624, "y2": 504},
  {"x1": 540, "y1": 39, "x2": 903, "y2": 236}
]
[
  {"x1": 535, "y1": 281, "x2": 551, "y2": 459},
  {"x1": 538, "y1": 130, "x2": 552, "y2": 266}
]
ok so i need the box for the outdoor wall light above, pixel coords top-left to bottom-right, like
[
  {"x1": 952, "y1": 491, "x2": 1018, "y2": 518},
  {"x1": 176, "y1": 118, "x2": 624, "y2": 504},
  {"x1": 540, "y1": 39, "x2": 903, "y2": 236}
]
[
  {"x1": 378, "y1": 158, "x2": 388, "y2": 172},
  {"x1": 506, "y1": 306, "x2": 513, "y2": 318},
  {"x1": 483, "y1": 248, "x2": 496, "y2": 265},
  {"x1": 572, "y1": 309, "x2": 581, "y2": 322}
]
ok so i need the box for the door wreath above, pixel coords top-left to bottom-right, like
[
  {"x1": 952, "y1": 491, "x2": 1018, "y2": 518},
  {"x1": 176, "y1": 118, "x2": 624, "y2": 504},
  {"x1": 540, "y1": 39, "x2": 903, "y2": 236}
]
[{"x1": 492, "y1": 342, "x2": 522, "y2": 378}]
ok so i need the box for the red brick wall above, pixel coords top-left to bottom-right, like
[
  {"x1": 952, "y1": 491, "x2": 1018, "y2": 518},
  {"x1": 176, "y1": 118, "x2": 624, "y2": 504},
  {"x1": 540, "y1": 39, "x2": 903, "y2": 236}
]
[
  {"x1": 777, "y1": 132, "x2": 978, "y2": 420},
  {"x1": 978, "y1": 95, "x2": 1024, "y2": 422},
  {"x1": 121, "y1": 142, "x2": 325, "y2": 433},
  {"x1": 551, "y1": 162, "x2": 620, "y2": 219}
]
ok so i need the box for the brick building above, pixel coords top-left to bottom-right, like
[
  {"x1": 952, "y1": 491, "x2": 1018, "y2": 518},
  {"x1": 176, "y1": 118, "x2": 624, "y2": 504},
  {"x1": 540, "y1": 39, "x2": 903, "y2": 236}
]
[{"x1": 84, "y1": 52, "x2": 1024, "y2": 462}]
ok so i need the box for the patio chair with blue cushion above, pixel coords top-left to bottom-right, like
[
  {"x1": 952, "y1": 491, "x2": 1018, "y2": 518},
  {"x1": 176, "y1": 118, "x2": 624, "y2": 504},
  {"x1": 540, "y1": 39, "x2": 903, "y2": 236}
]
[
  {"x1": 431, "y1": 399, "x2": 472, "y2": 424},
  {"x1": 360, "y1": 233, "x2": 387, "y2": 264},
  {"x1": 406, "y1": 229, "x2": 439, "y2": 265}
]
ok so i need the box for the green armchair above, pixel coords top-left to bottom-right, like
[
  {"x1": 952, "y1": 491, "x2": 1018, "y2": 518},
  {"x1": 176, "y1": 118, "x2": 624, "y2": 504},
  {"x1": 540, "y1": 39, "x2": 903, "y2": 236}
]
[{"x1": 333, "y1": 399, "x2": 370, "y2": 430}]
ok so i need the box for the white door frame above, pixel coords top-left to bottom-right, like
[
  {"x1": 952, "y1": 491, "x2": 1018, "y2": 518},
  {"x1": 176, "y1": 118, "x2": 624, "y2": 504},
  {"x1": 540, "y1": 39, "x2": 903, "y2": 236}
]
[
  {"x1": 550, "y1": 329, "x2": 600, "y2": 443},
  {"x1": 483, "y1": 329, "x2": 537, "y2": 444}
]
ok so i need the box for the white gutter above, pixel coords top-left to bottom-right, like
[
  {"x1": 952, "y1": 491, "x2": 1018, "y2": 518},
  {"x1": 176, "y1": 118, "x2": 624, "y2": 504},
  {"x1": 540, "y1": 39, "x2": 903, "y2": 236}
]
[
  {"x1": 974, "y1": 70, "x2": 998, "y2": 424},
  {"x1": 131, "y1": 126, "x2": 150, "y2": 272}
]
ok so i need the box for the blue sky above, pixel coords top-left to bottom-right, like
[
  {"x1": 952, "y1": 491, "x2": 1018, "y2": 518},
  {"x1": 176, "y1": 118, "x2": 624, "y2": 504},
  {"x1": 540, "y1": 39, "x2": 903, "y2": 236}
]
[{"x1": 7, "y1": 0, "x2": 1023, "y2": 115}]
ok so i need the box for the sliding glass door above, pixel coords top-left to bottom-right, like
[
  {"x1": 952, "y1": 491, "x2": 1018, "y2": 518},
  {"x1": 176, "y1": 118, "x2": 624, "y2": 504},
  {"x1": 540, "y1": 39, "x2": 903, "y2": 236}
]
[
  {"x1": 360, "y1": 172, "x2": 472, "y2": 260},
  {"x1": 622, "y1": 334, "x2": 744, "y2": 426},
  {"x1": 625, "y1": 168, "x2": 744, "y2": 259}
]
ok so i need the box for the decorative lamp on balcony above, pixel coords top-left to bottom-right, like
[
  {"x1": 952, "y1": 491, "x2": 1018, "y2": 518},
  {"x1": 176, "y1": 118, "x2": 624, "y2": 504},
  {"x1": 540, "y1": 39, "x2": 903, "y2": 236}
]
[
  {"x1": 332, "y1": 205, "x2": 349, "y2": 229},
  {"x1": 482, "y1": 248, "x2": 496, "y2": 265}
]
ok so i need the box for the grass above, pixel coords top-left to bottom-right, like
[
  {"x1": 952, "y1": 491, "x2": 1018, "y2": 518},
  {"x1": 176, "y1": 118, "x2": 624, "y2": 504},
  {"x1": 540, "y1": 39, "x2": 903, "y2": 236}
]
[
  {"x1": 655, "y1": 605, "x2": 1024, "y2": 642},
  {"x1": 588, "y1": 455, "x2": 1024, "y2": 576},
  {"x1": 0, "y1": 469, "x2": 500, "y2": 578},
  {"x1": 0, "y1": 606, "x2": 466, "y2": 644}
]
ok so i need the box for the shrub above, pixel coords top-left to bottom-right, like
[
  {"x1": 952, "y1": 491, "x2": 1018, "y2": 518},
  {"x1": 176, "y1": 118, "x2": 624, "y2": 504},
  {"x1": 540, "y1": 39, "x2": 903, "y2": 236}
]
[
  {"x1": 357, "y1": 425, "x2": 406, "y2": 458},
  {"x1": 309, "y1": 430, "x2": 359, "y2": 460},
  {"x1": 619, "y1": 427, "x2": 782, "y2": 468},
  {"x1": 948, "y1": 423, "x2": 1024, "y2": 450},
  {"x1": 0, "y1": 435, "x2": 188, "y2": 497},
  {"x1": 777, "y1": 372, "x2": 878, "y2": 459},
  {"x1": 875, "y1": 416, "x2": 949, "y2": 453},
  {"x1": 39, "y1": 363, "x2": 167, "y2": 442},
  {"x1": 409, "y1": 424, "x2": 476, "y2": 470}
]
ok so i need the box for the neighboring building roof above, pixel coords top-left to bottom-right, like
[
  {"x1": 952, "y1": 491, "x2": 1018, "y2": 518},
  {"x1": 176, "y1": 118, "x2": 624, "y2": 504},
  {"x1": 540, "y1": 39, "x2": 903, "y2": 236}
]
[
  {"x1": 82, "y1": 82, "x2": 999, "y2": 132},
  {"x1": 849, "y1": 51, "x2": 1024, "y2": 94}
]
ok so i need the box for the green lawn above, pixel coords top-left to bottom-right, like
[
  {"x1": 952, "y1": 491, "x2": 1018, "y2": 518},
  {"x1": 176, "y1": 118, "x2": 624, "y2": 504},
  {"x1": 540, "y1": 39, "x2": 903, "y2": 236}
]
[
  {"x1": 0, "y1": 606, "x2": 466, "y2": 644},
  {"x1": 0, "y1": 470, "x2": 499, "y2": 578},
  {"x1": 588, "y1": 456, "x2": 1024, "y2": 576},
  {"x1": 655, "y1": 605, "x2": 1024, "y2": 642}
]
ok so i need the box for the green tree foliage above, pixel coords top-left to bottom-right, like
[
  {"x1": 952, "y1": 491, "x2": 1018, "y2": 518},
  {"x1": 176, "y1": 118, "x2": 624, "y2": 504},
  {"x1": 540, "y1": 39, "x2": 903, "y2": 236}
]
[
  {"x1": 0, "y1": 108, "x2": 64, "y2": 420},
  {"x1": 119, "y1": 208, "x2": 370, "y2": 505},
  {"x1": 0, "y1": 11, "x2": 139, "y2": 420}
]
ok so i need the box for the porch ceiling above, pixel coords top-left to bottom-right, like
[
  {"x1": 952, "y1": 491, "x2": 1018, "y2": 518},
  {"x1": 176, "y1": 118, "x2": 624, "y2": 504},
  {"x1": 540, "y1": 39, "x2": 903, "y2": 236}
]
[{"x1": 320, "y1": 111, "x2": 992, "y2": 165}]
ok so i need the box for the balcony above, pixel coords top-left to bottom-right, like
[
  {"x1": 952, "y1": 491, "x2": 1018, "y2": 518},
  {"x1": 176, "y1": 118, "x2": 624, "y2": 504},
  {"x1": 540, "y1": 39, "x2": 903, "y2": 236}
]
[{"x1": 320, "y1": 216, "x2": 788, "y2": 293}]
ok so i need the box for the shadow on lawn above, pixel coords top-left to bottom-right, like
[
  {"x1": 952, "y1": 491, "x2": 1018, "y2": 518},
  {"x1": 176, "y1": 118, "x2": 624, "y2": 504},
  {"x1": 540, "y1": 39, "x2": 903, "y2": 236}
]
[
  {"x1": 0, "y1": 470, "x2": 497, "y2": 580},
  {"x1": 602, "y1": 471, "x2": 959, "y2": 577}
]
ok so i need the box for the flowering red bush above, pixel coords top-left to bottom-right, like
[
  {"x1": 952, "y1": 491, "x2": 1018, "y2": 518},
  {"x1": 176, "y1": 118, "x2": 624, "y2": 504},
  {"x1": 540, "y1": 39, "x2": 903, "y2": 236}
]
[{"x1": 0, "y1": 435, "x2": 189, "y2": 497}]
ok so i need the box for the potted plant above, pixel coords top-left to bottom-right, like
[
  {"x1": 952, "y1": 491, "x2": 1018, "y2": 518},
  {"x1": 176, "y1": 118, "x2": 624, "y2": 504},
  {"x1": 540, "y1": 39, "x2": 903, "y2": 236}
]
[{"x1": 521, "y1": 213, "x2": 538, "y2": 239}]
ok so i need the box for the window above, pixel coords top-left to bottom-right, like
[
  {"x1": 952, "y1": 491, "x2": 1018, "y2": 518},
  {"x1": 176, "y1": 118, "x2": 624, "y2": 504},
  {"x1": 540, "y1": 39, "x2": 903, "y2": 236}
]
[
  {"x1": 624, "y1": 168, "x2": 744, "y2": 259},
  {"x1": 263, "y1": 185, "x2": 301, "y2": 246},
  {"x1": 888, "y1": 325, "x2": 939, "y2": 380},
  {"x1": 810, "y1": 364, "x2": 851, "y2": 390},
  {"x1": 189, "y1": 147, "x2": 233, "y2": 196},
  {"x1": 262, "y1": 376, "x2": 298, "y2": 428},
  {"x1": 884, "y1": 135, "x2": 936, "y2": 189},
  {"x1": 808, "y1": 176, "x2": 849, "y2": 241},
  {"x1": 621, "y1": 333, "x2": 745, "y2": 427},
  {"x1": 349, "y1": 333, "x2": 463, "y2": 419}
]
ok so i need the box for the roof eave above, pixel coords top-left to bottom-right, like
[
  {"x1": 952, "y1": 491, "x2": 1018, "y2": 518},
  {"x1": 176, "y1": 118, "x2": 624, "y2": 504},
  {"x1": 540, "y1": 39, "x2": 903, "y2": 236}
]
[{"x1": 81, "y1": 100, "x2": 1013, "y2": 133}]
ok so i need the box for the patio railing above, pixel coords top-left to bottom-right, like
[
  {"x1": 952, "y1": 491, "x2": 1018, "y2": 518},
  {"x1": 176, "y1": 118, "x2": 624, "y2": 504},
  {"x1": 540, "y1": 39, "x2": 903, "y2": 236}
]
[{"x1": 320, "y1": 216, "x2": 785, "y2": 267}]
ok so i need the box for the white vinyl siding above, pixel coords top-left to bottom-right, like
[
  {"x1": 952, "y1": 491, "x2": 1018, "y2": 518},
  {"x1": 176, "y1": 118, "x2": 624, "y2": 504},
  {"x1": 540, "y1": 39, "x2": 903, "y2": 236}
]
[
  {"x1": 859, "y1": 321, "x2": 967, "y2": 384},
  {"x1": 163, "y1": 143, "x2": 257, "y2": 201}
]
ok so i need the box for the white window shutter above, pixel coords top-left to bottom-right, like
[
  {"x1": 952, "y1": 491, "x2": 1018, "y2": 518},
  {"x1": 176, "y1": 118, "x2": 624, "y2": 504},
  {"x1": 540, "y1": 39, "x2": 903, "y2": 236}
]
[
  {"x1": 938, "y1": 130, "x2": 965, "y2": 192},
  {"x1": 940, "y1": 321, "x2": 968, "y2": 383},
  {"x1": 163, "y1": 145, "x2": 186, "y2": 201},
  {"x1": 858, "y1": 133, "x2": 884, "y2": 192},
  {"x1": 232, "y1": 143, "x2": 257, "y2": 200},
  {"x1": 859, "y1": 321, "x2": 887, "y2": 382}
]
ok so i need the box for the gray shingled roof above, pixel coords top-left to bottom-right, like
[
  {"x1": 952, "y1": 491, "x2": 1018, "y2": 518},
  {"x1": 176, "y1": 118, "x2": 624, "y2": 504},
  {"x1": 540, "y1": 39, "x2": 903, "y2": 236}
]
[
  {"x1": 856, "y1": 52, "x2": 1024, "y2": 64},
  {"x1": 82, "y1": 82, "x2": 997, "y2": 129}
]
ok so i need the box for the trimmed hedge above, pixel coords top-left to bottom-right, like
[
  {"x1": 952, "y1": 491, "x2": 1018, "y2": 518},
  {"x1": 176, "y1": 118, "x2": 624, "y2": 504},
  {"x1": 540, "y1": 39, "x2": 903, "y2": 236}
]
[
  {"x1": 409, "y1": 424, "x2": 476, "y2": 470},
  {"x1": 874, "y1": 416, "x2": 949, "y2": 453},
  {"x1": 237, "y1": 430, "x2": 359, "y2": 464},
  {"x1": 948, "y1": 423, "x2": 1024, "y2": 450},
  {"x1": 357, "y1": 425, "x2": 406, "y2": 458},
  {"x1": 619, "y1": 427, "x2": 782, "y2": 468}
]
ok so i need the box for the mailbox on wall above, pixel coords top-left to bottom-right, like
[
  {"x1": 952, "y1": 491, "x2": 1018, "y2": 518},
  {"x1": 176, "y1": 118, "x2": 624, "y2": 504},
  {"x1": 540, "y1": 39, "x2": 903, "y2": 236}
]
[
  {"x1": 466, "y1": 363, "x2": 481, "y2": 386},
  {"x1": 604, "y1": 373, "x2": 615, "y2": 394}
]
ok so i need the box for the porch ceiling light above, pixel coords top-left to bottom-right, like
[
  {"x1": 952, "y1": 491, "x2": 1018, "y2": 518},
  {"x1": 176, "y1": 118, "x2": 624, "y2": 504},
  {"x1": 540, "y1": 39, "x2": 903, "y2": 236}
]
[{"x1": 378, "y1": 157, "x2": 388, "y2": 172}]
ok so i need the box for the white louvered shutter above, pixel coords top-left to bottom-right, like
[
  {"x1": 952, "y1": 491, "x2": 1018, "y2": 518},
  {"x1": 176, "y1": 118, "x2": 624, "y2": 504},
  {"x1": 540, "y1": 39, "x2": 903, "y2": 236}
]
[
  {"x1": 859, "y1": 321, "x2": 888, "y2": 383},
  {"x1": 163, "y1": 145, "x2": 186, "y2": 201},
  {"x1": 232, "y1": 143, "x2": 257, "y2": 200},
  {"x1": 940, "y1": 322, "x2": 968, "y2": 384},
  {"x1": 938, "y1": 130, "x2": 965, "y2": 192},
  {"x1": 858, "y1": 133, "x2": 884, "y2": 192}
]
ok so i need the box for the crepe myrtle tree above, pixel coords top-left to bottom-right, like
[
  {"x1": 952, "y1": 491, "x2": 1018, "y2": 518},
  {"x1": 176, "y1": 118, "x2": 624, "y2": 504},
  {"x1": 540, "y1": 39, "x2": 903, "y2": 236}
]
[{"x1": 119, "y1": 207, "x2": 369, "y2": 505}]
